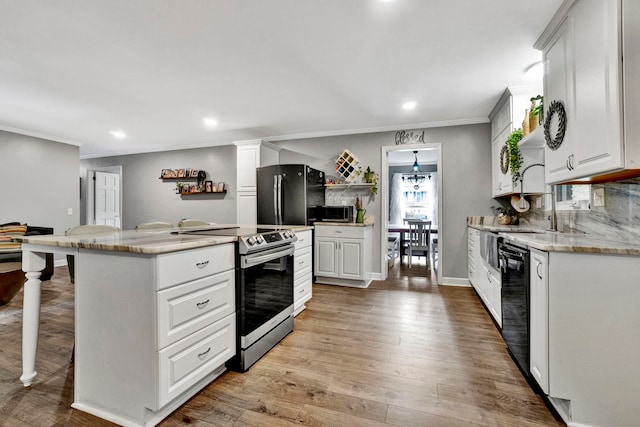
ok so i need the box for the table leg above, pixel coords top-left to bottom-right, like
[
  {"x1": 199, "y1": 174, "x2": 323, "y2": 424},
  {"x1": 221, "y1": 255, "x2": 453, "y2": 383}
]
[{"x1": 20, "y1": 251, "x2": 45, "y2": 387}]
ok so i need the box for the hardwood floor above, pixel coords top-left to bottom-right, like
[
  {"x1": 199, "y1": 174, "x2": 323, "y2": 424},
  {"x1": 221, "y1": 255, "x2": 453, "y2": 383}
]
[{"x1": 0, "y1": 262, "x2": 564, "y2": 426}]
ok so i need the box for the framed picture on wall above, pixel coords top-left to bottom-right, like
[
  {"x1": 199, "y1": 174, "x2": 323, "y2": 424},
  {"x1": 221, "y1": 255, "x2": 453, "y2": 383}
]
[{"x1": 178, "y1": 169, "x2": 186, "y2": 178}]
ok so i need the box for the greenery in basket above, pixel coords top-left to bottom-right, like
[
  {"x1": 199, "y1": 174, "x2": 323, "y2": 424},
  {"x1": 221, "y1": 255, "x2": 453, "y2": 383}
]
[
  {"x1": 530, "y1": 95, "x2": 544, "y2": 120},
  {"x1": 507, "y1": 129, "x2": 523, "y2": 183},
  {"x1": 363, "y1": 166, "x2": 378, "y2": 195},
  {"x1": 491, "y1": 205, "x2": 516, "y2": 217}
]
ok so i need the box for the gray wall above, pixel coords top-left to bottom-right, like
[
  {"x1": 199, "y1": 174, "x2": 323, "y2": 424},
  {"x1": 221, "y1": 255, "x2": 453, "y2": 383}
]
[
  {"x1": 80, "y1": 145, "x2": 237, "y2": 230},
  {"x1": 275, "y1": 123, "x2": 494, "y2": 282},
  {"x1": 0, "y1": 130, "x2": 80, "y2": 237}
]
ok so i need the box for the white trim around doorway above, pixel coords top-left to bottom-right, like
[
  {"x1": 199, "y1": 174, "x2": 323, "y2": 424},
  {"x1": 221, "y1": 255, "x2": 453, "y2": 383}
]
[{"x1": 380, "y1": 144, "x2": 443, "y2": 284}]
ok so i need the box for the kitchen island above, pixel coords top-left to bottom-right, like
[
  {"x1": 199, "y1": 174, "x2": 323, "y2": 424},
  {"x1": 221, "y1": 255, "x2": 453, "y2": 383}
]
[{"x1": 20, "y1": 229, "x2": 238, "y2": 427}]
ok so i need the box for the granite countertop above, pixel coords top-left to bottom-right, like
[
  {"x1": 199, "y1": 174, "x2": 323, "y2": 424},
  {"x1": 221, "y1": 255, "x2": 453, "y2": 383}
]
[
  {"x1": 314, "y1": 217, "x2": 374, "y2": 227},
  {"x1": 500, "y1": 232, "x2": 640, "y2": 255},
  {"x1": 468, "y1": 224, "x2": 546, "y2": 233},
  {"x1": 20, "y1": 223, "x2": 316, "y2": 255},
  {"x1": 20, "y1": 230, "x2": 237, "y2": 255}
]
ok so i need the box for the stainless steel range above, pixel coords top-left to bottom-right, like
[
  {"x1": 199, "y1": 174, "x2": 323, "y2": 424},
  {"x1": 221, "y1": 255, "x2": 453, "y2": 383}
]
[{"x1": 181, "y1": 226, "x2": 297, "y2": 371}]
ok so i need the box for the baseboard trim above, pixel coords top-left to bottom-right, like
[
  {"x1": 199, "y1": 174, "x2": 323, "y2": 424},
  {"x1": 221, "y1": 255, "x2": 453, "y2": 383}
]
[{"x1": 440, "y1": 277, "x2": 471, "y2": 287}]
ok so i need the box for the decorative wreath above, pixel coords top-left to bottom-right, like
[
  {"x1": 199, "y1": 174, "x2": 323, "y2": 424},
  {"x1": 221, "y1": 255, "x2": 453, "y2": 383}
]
[
  {"x1": 544, "y1": 100, "x2": 567, "y2": 151},
  {"x1": 499, "y1": 144, "x2": 510, "y2": 175}
]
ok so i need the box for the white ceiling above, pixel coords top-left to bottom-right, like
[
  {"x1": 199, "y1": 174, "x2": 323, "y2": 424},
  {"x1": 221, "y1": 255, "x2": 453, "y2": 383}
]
[{"x1": 0, "y1": 0, "x2": 561, "y2": 159}]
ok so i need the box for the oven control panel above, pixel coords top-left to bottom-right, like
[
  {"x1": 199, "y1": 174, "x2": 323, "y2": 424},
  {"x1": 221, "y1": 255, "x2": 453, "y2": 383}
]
[{"x1": 239, "y1": 230, "x2": 297, "y2": 254}]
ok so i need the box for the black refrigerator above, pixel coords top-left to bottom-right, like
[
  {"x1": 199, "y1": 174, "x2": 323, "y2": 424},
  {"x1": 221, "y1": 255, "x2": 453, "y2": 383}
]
[{"x1": 257, "y1": 164, "x2": 325, "y2": 225}]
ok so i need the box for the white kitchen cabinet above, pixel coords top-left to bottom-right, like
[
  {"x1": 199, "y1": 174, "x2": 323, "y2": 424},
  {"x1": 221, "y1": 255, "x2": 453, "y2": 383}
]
[
  {"x1": 233, "y1": 139, "x2": 280, "y2": 224},
  {"x1": 487, "y1": 266, "x2": 501, "y2": 328},
  {"x1": 467, "y1": 227, "x2": 480, "y2": 287},
  {"x1": 293, "y1": 229, "x2": 313, "y2": 316},
  {"x1": 529, "y1": 248, "x2": 549, "y2": 394},
  {"x1": 492, "y1": 126, "x2": 514, "y2": 196},
  {"x1": 489, "y1": 86, "x2": 543, "y2": 197},
  {"x1": 526, "y1": 249, "x2": 640, "y2": 426},
  {"x1": 72, "y1": 244, "x2": 236, "y2": 427},
  {"x1": 314, "y1": 225, "x2": 372, "y2": 288},
  {"x1": 467, "y1": 227, "x2": 501, "y2": 327},
  {"x1": 536, "y1": 0, "x2": 640, "y2": 183}
]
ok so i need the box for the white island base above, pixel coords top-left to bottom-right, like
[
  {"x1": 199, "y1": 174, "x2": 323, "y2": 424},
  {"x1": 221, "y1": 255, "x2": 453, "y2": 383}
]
[{"x1": 20, "y1": 231, "x2": 238, "y2": 427}]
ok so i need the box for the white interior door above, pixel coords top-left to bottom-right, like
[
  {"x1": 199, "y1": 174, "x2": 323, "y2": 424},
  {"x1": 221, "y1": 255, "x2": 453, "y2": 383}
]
[{"x1": 95, "y1": 171, "x2": 121, "y2": 227}]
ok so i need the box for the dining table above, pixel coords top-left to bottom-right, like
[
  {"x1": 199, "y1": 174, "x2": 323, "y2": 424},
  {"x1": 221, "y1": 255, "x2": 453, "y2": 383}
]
[{"x1": 387, "y1": 222, "x2": 437, "y2": 265}]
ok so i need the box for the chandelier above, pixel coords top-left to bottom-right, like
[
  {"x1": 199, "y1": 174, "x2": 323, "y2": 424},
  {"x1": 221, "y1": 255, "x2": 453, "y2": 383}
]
[{"x1": 402, "y1": 150, "x2": 431, "y2": 189}]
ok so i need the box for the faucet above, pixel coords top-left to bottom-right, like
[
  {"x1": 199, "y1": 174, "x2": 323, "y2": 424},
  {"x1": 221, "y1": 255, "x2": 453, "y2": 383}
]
[
  {"x1": 516, "y1": 163, "x2": 558, "y2": 231},
  {"x1": 549, "y1": 184, "x2": 558, "y2": 232}
]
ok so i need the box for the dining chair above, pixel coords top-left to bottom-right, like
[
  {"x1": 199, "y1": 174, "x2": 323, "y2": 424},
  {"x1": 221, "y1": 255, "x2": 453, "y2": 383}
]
[
  {"x1": 135, "y1": 221, "x2": 174, "y2": 231},
  {"x1": 407, "y1": 220, "x2": 431, "y2": 268},
  {"x1": 177, "y1": 219, "x2": 212, "y2": 228}
]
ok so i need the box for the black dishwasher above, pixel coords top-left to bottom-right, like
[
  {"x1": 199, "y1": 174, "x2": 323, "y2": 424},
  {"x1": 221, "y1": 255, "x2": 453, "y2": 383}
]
[{"x1": 499, "y1": 241, "x2": 530, "y2": 378}]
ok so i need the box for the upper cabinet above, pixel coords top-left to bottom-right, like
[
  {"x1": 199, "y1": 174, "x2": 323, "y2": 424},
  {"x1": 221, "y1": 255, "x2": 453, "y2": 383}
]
[
  {"x1": 536, "y1": 0, "x2": 640, "y2": 184},
  {"x1": 234, "y1": 139, "x2": 280, "y2": 224},
  {"x1": 489, "y1": 86, "x2": 544, "y2": 197}
]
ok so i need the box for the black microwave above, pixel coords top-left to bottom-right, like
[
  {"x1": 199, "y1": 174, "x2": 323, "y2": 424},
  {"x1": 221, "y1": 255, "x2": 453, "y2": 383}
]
[{"x1": 320, "y1": 206, "x2": 354, "y2": 223}]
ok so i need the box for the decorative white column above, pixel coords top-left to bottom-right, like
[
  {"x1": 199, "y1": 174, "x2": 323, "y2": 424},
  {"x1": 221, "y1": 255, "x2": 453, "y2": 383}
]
[{"x1": 20, "y1": 250, "x2": 46, "y2": 387}]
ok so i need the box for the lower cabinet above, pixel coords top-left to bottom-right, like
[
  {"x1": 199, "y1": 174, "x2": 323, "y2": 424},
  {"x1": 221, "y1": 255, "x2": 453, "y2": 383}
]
[
  {"x1": 293, "y1": 229, "x2": 313, "y2": 316},
  {"x1": 529, "y1": 250, "x2": 640, "y2": 427},
  {"x1": 529, "y1": 248, "x2": 549, "y2": 394},
  {"x1": 73, "y1": 244, "x2": 236, "y2": 427},
  {"x1": 468, "y1": 227, "x2": 501, "y2": 327},
  {"x1": 314, "y1": 225, "x2": 372, "y2": 288}
]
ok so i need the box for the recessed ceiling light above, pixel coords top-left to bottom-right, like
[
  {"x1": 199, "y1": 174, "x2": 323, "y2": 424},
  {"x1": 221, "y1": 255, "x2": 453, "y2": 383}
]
[
  {"x1": 109, "y1": 130, "x2": 126, "y2": 139},
  {"x1": 203, "y1": 117, "x2": 218, "y2": 127},
  {"x1": 525, "y1": 62, "x2": 544, "y2": 80},
  {"x1": 402, "y1": 101, "x2": 417, "y2": 111}
]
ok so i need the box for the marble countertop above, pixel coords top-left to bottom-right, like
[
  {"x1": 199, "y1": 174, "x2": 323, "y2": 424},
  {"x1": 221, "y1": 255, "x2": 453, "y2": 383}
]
[
  {"x1": 500, "y1": 232, "x2": 640, "y2": 255},
  {"x1": 314, "y1": 217, "x2": 374, "y2": 227},
  {"x1": 19, "y1": 223, "x2": 314, "y2": 255},
  {"x1": 468, "y1": 224, "x2": 546, "y2": 233},
  {"x1": 20, "y1": 230, "x2": 238, "y2": 255}
]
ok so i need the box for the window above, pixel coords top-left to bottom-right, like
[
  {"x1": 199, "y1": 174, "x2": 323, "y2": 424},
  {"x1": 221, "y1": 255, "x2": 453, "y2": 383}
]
[{"x1": 555, "y1": 184, "x2": 591, "y2": 210}]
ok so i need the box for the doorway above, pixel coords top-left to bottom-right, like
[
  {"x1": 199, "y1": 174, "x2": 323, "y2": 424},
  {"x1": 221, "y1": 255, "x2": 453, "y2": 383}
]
[
  {"x1": 380, "y1": 144, "x2": 442, "y2": 284},
  {"x1": 86, "y1": 166, "x2": 122, "y2": 228}
]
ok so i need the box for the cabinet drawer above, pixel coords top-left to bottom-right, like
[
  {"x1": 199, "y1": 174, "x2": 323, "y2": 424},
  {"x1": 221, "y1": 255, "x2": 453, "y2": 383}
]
[
  {"x1": 157, "y1": 244, "x2": 234, "y2": 290},
  {"x1": 294, "y1": 230, "x2": 312, "y2": 249},
  {"x1": 315, "y1": 226, "x2": 365, "y2": 239},
  {"x1": 157, "y1": 270, "x2": 235, "y2": 349},
  {"x1": 294, "y1": 276, "x2": 312, "y2": 303},
  {"x1": 294, "y1": 246, "x2": 312, "y2": 276},
  {"x1": 158, "y1": 313, "x2": 235, "y2": 408}
]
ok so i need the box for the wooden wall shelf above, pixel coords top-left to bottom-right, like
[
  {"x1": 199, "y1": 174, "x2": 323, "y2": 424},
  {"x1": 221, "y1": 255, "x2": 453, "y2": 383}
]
[{"x1": 179, "y1": 190, "x2": 227, "y2": 195}]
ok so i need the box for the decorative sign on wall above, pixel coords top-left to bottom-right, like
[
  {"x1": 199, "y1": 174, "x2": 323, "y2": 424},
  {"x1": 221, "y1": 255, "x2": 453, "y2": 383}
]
[{"x1": 395, "y1": 130, "x2": 425, "y2": 145}]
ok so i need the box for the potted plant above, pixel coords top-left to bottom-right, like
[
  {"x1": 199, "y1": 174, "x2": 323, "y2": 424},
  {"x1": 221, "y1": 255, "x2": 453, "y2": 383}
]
[
  {"x1": 506, "y1": 129, "x2": 523, "y2": 184},
  {"x1": 492, "y1": 205, "x2": 517, "y2": 225},
  {"x1": 363, "y1": 166, "x2": 378, "y2": 195},
  {"x1": 529, "y1": 95, "x2": 544, "y2": 127}
]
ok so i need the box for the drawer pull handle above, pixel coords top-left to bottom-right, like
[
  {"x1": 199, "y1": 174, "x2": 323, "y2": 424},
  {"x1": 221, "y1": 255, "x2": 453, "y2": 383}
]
[
  {"x1": 197, "y1": 347, "x2": 211, "y2": 360},
  {"x1": 299, "y1": 288, "x2": 305, "y2": 294},
  {"x1": 196, "y1": 299, "x2": 210, "y2": 309},
  {"x1": 299, "y1": 260, "x2": 305, "y2": 265},
  {"x1": 196, "y1": 260, "x2": 210, "y2": 269}
]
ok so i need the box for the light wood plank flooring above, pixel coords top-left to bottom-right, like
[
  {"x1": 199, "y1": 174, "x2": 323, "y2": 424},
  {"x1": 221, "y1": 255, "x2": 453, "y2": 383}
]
[{"x1": 0, "y1": 262, "x2": 563, "y2": 426}]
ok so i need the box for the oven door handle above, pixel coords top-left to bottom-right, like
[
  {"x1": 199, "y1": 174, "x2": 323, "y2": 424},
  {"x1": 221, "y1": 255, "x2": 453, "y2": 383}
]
[{"x1": 241, "y1": 245, "x2": 295, "y2": 269}]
